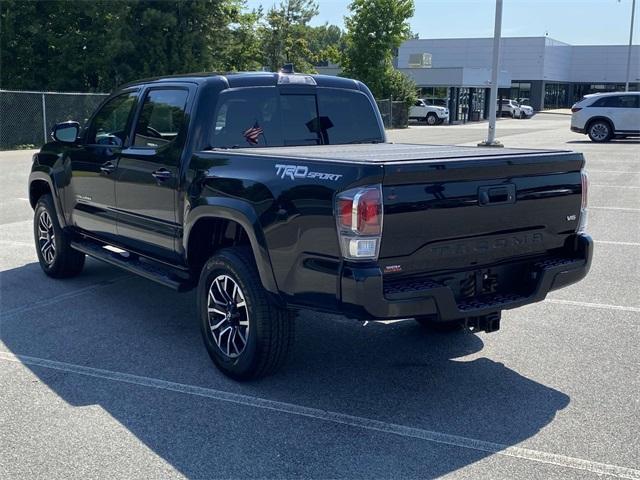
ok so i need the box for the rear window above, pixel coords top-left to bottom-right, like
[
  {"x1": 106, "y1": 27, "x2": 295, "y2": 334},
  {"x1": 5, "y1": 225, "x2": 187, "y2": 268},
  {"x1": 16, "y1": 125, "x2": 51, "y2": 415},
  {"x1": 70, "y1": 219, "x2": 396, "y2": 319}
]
[{"x1": 210, "y1": 87, "x2": 383, "y2": 148}]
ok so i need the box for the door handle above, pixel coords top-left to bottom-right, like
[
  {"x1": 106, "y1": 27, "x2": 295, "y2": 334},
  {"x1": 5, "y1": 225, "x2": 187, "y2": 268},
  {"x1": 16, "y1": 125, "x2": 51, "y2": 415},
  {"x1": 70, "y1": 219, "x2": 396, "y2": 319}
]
[
  {"x1": 100, "y1": 161, "x2": 116, "y2": 174},
  {"x1": 151, "y1": 168, "x2": 173, "y2": 181}
]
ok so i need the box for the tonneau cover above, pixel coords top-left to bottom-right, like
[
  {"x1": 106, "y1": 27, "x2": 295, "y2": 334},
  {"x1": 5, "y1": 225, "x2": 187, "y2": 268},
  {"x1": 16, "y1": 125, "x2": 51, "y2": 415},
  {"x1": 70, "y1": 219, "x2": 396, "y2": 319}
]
[{"x1": 218, "y1": 143, "x2": 573, "y2": 164}]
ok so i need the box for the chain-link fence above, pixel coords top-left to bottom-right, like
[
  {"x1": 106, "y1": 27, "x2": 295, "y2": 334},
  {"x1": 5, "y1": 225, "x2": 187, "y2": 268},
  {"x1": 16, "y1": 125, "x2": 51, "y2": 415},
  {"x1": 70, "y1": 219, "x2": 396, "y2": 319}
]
[
  {"x1": 1, "y1": 90, "x2": 408, "y2": 149},
  {"x1": 0, "y1": 90, "x2": 108, "y2": 150},
  {"x1": 375, "y1": 99, "x2": 409, "y2": 129}
]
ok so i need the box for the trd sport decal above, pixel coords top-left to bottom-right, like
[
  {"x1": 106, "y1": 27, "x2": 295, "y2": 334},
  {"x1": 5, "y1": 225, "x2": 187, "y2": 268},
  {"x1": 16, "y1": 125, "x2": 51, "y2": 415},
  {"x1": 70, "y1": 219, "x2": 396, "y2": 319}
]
[{"x1": 275, "y1": 164, "x2": 342, "y2": 181}]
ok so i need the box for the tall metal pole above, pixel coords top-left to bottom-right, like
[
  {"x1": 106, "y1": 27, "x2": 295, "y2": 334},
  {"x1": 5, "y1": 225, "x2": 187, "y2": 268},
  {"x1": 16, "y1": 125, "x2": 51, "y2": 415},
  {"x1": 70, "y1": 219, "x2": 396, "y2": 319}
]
[
  {"x1": 479, "y1": 0, "x2": 503, "y2": 147},
  {"x1": 41, "y1": 93, "x2": 48, "y2": 144},
  {"x1": 625, "y1": 0, "x2": 636, "y2": 91}
]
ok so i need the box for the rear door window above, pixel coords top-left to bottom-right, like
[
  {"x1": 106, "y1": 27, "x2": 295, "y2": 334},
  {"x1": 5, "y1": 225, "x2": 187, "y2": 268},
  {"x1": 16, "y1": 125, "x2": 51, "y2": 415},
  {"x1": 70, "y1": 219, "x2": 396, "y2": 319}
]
[{"x1": 133, "y1": 89, "x2": 189, "y2": 148}]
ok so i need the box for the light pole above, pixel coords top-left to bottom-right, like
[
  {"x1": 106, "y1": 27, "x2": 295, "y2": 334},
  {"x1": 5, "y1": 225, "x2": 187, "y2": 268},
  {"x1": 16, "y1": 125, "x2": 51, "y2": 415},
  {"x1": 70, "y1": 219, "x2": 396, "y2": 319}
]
[
  {"x1": 625, "y1": 0, "x2": 636, "y2": 91},
  {"x1": 479, "y1": 0, "x2": 503, "y2": 147}
]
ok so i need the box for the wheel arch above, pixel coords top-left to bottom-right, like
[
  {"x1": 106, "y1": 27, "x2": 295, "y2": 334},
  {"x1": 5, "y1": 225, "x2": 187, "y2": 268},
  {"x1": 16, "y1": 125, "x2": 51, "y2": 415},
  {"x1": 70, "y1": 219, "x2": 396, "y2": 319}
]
[
  {"x1": 184, "y1": 200, "x2": 279, "y2": 295},
  {"x1": 586, "y1": 116, "x2": 615, "y2": 132},
  {"x1": 28, "y1": 172, "x2": 67, "y2": 227}
]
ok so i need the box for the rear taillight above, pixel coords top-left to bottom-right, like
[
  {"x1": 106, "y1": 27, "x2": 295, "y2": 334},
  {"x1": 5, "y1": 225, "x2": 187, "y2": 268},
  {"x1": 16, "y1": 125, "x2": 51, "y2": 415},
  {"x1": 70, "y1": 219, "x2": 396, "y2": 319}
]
[
  {"x1": 336, "y1": 185, "x2": 383, "y2": 260},
  {"x1": 571, "y1": 106, "x2": 582, "y2": 113},
  {"x1": 578, "y1": 170, "x2": 588, "y2": 233}
]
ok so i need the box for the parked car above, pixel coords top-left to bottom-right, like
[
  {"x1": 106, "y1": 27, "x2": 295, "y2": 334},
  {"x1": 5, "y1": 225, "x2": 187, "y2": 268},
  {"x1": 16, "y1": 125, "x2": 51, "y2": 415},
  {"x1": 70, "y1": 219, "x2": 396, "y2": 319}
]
[
  {"x1": 498, "y1": 99, "x2": 522, "y2": 118},
  {"x1": 519, "y1": 103, "x2": 534, "y2": 118},
  {"x1": 570, "y1": 92, "x2": 640, "y2": 142},
  {"x1": 29, "y1": 72, "x2": 592, "y2": 380},
  {"x1": 409, "y1": 99, "x2": 449, "y2": 125}
]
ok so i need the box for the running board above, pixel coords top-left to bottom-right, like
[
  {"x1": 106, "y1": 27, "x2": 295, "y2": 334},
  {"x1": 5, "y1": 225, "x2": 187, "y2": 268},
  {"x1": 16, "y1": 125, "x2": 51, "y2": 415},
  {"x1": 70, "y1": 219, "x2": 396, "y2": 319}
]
[{"x1": 70, "y1": 239, "x2": 193, "y2": 292}]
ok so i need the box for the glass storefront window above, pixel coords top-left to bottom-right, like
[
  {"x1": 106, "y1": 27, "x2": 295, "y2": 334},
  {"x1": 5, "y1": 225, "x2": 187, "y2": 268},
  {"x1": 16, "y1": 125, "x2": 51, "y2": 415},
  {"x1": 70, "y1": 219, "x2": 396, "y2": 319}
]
[
  {"x1": 510, "y1": 82, "x2": 531, "y2": 103},
  {"x1": 544, "y1": 83, "x2": 570, "y2": 109},
  {"x1": 418, "y1": 86, "x2": 449, "y2": 107}
]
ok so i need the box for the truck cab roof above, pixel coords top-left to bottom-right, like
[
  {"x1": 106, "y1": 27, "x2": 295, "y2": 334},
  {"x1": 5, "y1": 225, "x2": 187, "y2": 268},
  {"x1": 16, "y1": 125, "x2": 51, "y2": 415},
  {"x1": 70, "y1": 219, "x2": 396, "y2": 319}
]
[{"x1": 120, "y1": 71, "x2": 363, "y2": 91}]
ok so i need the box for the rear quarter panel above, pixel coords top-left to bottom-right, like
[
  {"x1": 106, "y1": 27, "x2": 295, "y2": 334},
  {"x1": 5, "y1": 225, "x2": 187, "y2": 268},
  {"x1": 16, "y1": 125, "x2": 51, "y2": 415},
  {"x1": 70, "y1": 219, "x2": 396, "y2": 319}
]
[{"x1": 185, "y1": 150, "x2": 382, "y2": 310}]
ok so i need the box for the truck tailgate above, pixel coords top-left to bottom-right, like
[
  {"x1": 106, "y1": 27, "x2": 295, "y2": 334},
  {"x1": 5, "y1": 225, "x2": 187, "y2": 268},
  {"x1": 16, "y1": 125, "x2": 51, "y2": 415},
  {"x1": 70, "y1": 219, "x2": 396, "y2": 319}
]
[{"x1": 378, "y1": 148, "x2": 585, "y2": 276}]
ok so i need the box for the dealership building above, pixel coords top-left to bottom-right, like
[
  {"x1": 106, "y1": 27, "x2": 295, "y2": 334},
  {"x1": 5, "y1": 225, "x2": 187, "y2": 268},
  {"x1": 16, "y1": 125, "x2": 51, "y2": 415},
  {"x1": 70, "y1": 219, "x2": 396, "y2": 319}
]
[{"x1": 394, "y1": 36, "x2": 639, "y2": 120}]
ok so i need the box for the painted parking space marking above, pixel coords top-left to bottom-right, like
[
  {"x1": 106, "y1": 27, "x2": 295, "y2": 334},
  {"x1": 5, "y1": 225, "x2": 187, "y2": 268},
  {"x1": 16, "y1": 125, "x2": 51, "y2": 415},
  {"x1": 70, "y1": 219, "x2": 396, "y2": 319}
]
[
  {"x1": 587, "y1": 170, "x2": 640, "y2": 174},
  {"x1": 591, "y1": 185, "x2": 640, "y2": 189},
  {"x1": 589, "y1": 206, "x2": 640, "y2": 212},
  {"x1": 545, "y1": 298, "x2": 640, "y2": 313},
  {"x1": 595, "y1": 240, "x2": 640, "y2": 246},
  {"x1": 0, "y1": 275, "x2": 132, "y2": 320},
  {"x1": 1, "y1": 351, "x2": 638, "y2": 480}
]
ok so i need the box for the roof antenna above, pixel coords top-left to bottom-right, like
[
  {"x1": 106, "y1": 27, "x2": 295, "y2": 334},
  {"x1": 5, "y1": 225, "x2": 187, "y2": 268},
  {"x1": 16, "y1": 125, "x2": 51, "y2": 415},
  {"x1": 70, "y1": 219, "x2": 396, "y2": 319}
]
[{"x1": 280, "y1": 63, "x2": 294, "y2": 74}]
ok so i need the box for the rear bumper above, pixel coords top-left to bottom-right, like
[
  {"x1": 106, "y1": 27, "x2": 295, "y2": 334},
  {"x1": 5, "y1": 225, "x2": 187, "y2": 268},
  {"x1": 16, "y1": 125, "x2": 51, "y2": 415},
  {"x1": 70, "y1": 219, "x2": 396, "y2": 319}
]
[{"x1": 340, "y1": 234, "x2": 593, "y2": 321}]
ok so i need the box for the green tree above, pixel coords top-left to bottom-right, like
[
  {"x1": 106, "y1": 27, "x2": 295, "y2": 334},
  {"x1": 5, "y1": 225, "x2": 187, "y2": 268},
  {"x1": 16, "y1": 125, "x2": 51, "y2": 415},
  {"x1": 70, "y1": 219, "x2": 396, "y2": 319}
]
[
  {"x1": 0, "y1": 0, "x2": 253, "y2": 92},
  {"x1": 219, "y1": 3, "x2": 264, "y2": 71},
  {"x1": 340, "y1": 0, "x2": 417, "y2": 104},
  {"x1": 1, "y1": 0, "x2": 122, "y2": 91},
  {"x1": 260, "y1": 0, "x2": 319, "y2": 73},
  {"x1": 307, "y1": 23, "x2": 345, "y2": 65}
]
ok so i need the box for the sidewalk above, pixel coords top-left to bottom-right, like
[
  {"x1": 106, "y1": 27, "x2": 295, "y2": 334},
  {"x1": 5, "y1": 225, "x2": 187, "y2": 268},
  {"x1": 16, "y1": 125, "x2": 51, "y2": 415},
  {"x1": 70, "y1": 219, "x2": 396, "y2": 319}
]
[{"x1": 537, "y1": 108, "x2": 572, "y2": 116}]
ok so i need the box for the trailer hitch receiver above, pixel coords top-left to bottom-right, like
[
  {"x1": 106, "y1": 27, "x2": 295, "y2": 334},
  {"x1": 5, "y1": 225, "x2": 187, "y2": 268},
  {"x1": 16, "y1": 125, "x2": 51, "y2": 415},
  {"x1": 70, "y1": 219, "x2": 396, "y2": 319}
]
[{"x1": 465, "y1": 312, "x2": 501, "y2": 333}]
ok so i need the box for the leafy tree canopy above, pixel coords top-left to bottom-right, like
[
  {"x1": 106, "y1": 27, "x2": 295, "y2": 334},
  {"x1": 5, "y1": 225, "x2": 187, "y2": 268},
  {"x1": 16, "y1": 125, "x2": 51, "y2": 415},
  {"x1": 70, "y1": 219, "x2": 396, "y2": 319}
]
[
  {"x1": 340, "y1": 0, "x2": 417, "y2": 104},
  {"x1": 0, "y1": 0, "x2": 342, "y2": 91}
]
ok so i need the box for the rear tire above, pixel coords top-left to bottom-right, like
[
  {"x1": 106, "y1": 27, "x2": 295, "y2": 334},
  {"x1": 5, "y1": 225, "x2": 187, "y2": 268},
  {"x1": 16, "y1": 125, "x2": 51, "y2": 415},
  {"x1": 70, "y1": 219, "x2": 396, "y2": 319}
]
[
  {"x1": 414, "y1": 315, "x2": 463, "y2": 333},
  {"x1": 587, "y1": 120, "x2": 612, "y2": 142},
  {"x1": 34, "y1": 194, "x2": 85, "y2": 278},
  {"x1": 198, "y1": 248, "x2": 295, "y2": 380}
]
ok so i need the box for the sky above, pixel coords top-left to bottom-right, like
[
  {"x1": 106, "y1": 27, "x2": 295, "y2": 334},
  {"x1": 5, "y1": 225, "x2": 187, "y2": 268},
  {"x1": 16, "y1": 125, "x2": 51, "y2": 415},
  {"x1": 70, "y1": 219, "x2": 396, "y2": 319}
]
[{"x1": 244, "y1": 0, "x2": 640, "y2": 46}]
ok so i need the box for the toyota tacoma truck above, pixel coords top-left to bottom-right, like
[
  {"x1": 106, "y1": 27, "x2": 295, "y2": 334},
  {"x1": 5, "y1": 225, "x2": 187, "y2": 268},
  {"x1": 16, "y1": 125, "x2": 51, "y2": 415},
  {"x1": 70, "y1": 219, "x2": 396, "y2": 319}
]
[{"x1": 29, "y1": 72, "x2": 592, "y2": 379}]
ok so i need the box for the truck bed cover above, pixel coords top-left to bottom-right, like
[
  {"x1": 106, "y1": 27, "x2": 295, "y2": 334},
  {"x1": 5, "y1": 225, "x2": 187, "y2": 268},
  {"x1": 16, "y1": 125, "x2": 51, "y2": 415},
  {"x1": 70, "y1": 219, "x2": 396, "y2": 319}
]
[{"x1": 218, "y1": 143, "x2": 575, "y2": 164}]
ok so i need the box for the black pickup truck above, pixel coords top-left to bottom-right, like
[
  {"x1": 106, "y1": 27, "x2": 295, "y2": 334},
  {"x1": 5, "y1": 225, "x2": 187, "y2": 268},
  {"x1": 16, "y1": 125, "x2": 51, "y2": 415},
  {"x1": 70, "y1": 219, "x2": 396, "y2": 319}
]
[{"x1": 29, "y1": 72, "x2": 592, "y2": 379}]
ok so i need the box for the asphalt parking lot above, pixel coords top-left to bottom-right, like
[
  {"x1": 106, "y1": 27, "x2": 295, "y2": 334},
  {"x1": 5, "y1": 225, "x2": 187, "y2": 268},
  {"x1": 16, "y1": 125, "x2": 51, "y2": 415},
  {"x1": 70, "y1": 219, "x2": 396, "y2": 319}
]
[{"x1": 1, "y1": 112, "x2": 638, "y2": 479}]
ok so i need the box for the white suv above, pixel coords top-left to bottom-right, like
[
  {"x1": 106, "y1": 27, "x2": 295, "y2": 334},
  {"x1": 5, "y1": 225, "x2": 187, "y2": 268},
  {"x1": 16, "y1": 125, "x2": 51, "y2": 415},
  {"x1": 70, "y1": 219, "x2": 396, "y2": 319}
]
[
  {"x1": 571, "y1": 92, "x2": 640, "y2": 142},
  {"x1": 499, "y1": 99, "x2": 521, "y2": 118},
  {"x1": 409, "y1": 99, "x2": 449, "y2": 125}
]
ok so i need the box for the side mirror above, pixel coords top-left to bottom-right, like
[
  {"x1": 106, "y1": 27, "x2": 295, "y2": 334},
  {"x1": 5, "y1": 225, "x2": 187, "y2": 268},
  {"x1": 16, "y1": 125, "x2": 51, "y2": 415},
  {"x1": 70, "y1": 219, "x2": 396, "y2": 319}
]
[{"x1": 52, "y1": 121, "x2": 80, "y2": 144}]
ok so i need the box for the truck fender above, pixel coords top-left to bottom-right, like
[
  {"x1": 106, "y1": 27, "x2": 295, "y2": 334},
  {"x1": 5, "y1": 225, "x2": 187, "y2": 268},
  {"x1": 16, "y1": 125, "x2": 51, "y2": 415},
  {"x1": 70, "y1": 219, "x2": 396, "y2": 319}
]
[
  {"x1": 183, "y1": 199, "x2": 279, "y2": 294},
  {"x1": 28, "y1": 171, "x2": 68, "y2": 228}
]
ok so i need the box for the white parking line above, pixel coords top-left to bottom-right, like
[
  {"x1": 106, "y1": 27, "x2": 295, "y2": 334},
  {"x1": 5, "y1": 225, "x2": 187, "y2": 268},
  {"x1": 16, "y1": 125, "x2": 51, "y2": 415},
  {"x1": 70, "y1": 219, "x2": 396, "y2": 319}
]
[
  {"x1": 545, "y1": 299, "x2": 640, "y2": 313},
  {"x1": 0, "y1": 351, "x2": 638, "y2": 480},
  {"x1": 0, "y1": 275, "x2": 132, "y2": 320},
  {"x1": 589, "y1": 206, "x2": 640, "y2": 212},
  {"x1": 595, "y1": 240, "x2": 640, "y2": 246},
  {"x1": 0, "y1": 240, "x2": 34, "y2": 247}
]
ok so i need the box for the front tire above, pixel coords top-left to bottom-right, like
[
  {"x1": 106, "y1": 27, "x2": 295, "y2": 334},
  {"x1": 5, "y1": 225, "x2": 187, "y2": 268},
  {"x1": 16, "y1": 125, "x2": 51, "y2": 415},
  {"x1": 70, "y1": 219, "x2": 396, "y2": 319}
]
[
  {"x1": 198, "y1": 248, "x2": 295, "y2": 380},
  {"x1": 426, "y1": 113, "x2": 438, "y2": 125},
  {"x1": 34, "y1": 194, "x2": 85, "y2": 278},
  {"x1": 588, "y1": 120, "x2": 612, "y2": 142}
]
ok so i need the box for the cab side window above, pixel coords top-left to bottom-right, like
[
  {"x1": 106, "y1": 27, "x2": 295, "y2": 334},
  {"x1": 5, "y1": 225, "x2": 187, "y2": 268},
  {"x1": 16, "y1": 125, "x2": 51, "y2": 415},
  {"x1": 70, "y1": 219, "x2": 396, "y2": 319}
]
[
  {"x1": 87, "y1": 92, "x2": 137, "y2": 146},
  {"x1": 134, "y1": 89, "x2": 189, "y2": 148}
]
